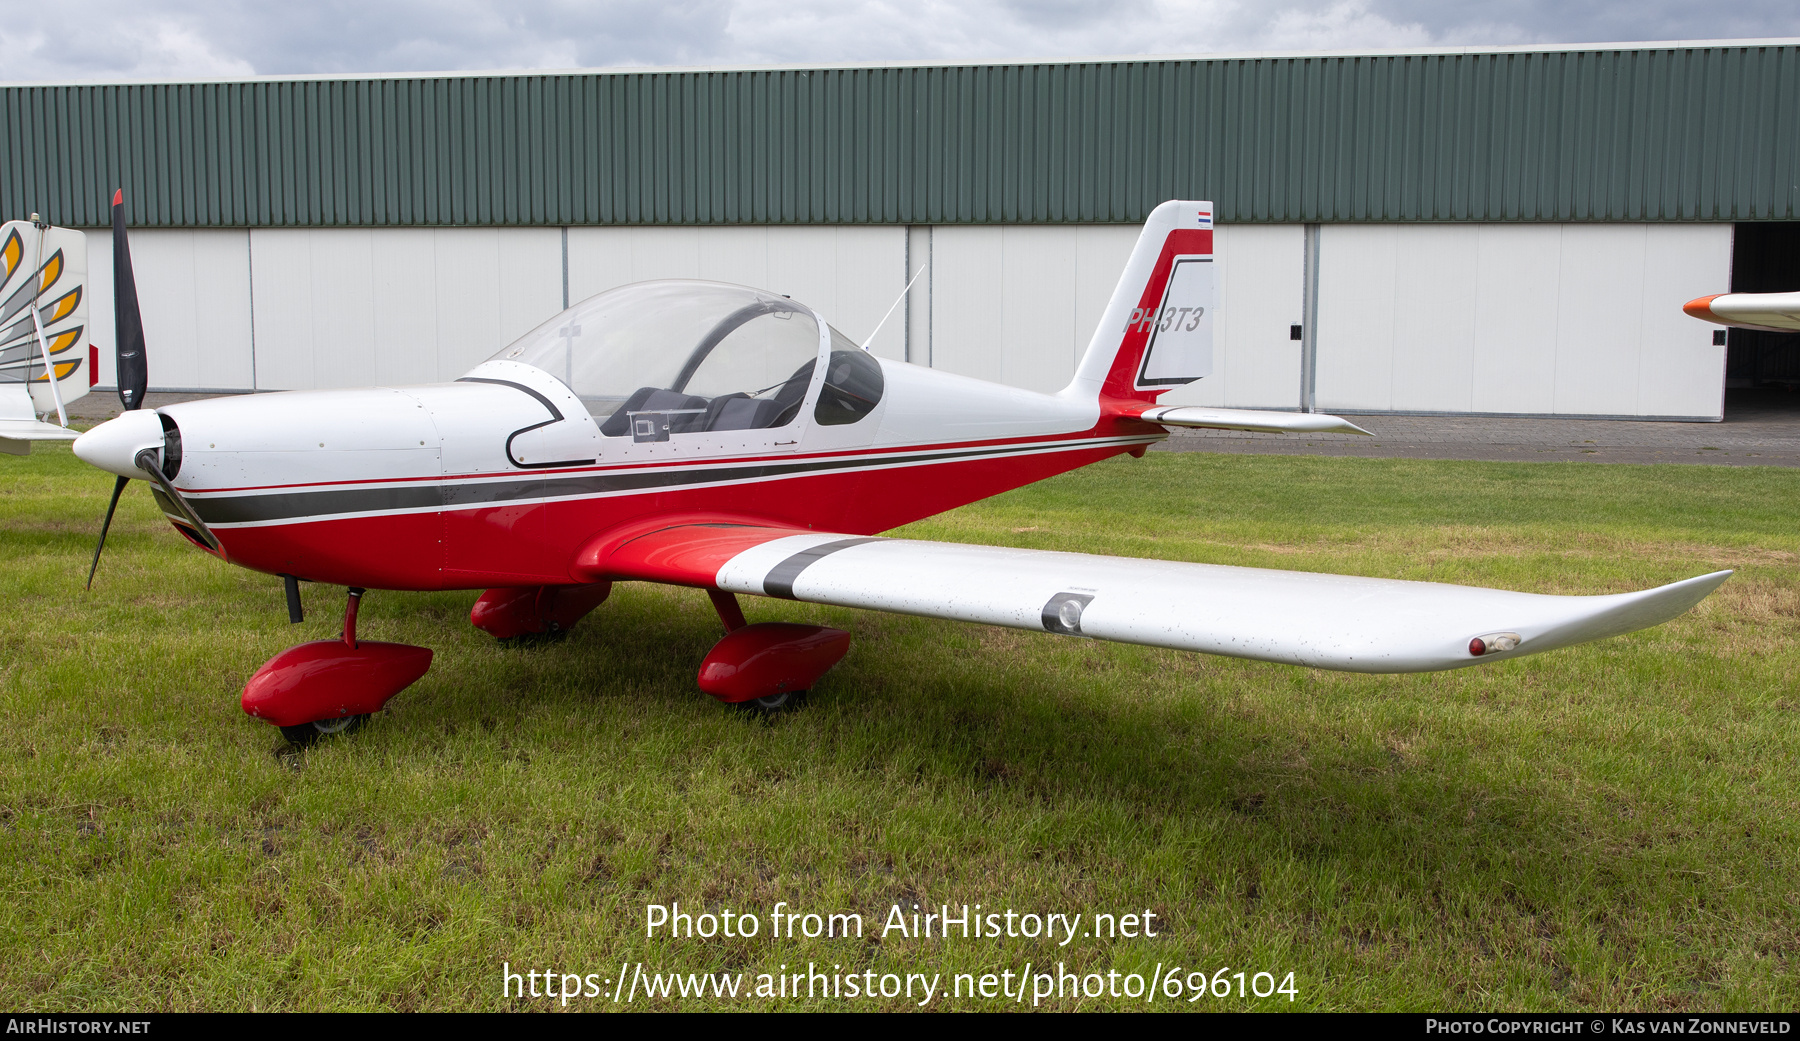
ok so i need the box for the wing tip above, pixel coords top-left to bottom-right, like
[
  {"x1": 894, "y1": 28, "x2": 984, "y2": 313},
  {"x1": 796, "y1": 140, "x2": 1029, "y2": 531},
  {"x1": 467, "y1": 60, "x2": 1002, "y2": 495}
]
[
  {"x1": 1622, "y1": 568, "x2": 1733, "y2": 626},
  {"x1": 1500, "y1": 569, "x2": 1733, "y2": 662},
  {"x1": 1683, "y1": 294, "x2": 1723, "y2": 323},
  {"x1": 1635, "y1": 568, "x2": 1732, "y2": 612}
]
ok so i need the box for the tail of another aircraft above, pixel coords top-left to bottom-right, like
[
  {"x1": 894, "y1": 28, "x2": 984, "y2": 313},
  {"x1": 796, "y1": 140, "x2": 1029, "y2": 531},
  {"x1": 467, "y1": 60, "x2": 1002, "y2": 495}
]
[
  {"x1": 0, "y1": 217, "x2": 93, "y2": 453},
  {"x1": 1065, "y1": 199, "x2": 1215, "y2": 404}
]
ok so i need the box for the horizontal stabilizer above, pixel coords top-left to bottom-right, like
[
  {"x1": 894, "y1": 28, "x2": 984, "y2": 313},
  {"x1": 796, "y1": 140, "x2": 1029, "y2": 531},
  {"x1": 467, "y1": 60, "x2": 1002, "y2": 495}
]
[
  {"x1": 0, "y1": 417, "x2": 79, "y2": 454},
  {"x1": 1136, "y1": 405, "x2": 1371, "y2": 436},
  {"x1": 589, "y1": 523, "x2": 1729, "y2": 674}
]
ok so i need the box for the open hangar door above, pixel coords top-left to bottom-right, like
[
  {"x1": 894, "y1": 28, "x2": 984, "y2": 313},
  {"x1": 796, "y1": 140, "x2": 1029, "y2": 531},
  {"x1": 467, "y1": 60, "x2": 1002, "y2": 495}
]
[
  {"x1": 1724, "y1": 222, "x2": 1800, "y2": 392},
  {"x1": 1313, "y1": 223, "x2": 1731, "y2": 421}
]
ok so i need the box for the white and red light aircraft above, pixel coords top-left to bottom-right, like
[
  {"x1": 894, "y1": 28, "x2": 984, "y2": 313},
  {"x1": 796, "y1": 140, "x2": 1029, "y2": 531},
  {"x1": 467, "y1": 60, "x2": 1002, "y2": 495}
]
[{"x1": 71, "y1": 194, "x2": 1730, "y2": 741}]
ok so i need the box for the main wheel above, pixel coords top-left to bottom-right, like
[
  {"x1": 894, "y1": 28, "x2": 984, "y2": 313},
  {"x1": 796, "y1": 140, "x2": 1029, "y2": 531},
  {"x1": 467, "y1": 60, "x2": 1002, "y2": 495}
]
[
  {"x1": 280, "y1": 714, "x2": 369, "y2": 745},
  {"x1": 732, "y1": 689, "x2": 807, "y2": 715}
]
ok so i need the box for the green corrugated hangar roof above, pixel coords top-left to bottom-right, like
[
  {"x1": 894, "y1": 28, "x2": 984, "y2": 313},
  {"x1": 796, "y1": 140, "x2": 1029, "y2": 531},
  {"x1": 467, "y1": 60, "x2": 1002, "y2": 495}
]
[{"x1": 3, "y1": 41, "x2": 1796, "y2": 228}]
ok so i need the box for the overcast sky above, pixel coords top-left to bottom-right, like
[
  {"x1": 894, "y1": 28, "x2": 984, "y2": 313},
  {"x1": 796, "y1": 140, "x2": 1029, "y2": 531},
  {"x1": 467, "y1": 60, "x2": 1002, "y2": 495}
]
[{"x1": 2, "y1": 0, "x2": 1797, "y2": 82}]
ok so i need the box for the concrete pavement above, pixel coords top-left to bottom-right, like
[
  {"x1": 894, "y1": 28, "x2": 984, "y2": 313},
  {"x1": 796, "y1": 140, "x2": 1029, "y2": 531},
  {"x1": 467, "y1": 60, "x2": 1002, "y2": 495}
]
[{"x1": 1154, "y1": 390, "x2": 1800, "y2": 466}]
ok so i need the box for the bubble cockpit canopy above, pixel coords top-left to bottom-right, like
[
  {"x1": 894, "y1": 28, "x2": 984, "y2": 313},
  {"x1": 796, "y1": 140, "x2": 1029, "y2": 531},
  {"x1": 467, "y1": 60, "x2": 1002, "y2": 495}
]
[{"x1": 490, "y1": 279, "x2": 884, "y2": 437}]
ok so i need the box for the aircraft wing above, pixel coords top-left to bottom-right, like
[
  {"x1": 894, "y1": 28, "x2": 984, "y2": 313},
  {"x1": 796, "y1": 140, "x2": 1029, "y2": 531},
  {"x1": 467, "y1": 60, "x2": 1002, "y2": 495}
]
[
  {"x1": 585, "y1": 523, "x2": 1729, "y2": 674},
  {"x1": 1684, "y1": 292, "x2": 1800, "y2": 333}
]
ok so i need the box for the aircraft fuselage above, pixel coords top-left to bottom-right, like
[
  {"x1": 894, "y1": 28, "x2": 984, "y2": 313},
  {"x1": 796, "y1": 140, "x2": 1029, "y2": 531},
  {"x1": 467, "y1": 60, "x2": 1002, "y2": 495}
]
[{"x1": 84, "y1": 355, "x2": 1163, "y2": 590}]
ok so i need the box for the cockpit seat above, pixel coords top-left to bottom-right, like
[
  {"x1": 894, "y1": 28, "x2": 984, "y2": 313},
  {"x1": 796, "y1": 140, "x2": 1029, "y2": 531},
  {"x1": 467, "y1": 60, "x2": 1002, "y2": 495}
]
[
  {"x1": 702, "y1": 393, "x2": 784, "y2": 431},
  {"x1": 598, "y1": 387, "x2": 709, "y2": 437},
  {"x1": 765, "y1": 360, "x2": 817, "y2": 426}
]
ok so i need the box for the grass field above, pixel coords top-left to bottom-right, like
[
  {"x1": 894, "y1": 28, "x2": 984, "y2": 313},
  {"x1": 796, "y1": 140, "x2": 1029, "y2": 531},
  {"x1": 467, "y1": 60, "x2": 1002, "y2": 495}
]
[{"x1": 2, "y1": 442, "x2": 1797, "y2": 1011}]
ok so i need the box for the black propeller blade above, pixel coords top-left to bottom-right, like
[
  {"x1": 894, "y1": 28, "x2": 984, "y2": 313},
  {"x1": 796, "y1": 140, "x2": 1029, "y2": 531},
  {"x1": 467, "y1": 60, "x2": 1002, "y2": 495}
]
[
  {"x1": 112, "y1": 189, "x2": 147, "y2": 412},
  {"x1": 85, "y1": 475, "x2": 129, "y2": 590},
  {"x1": 86, "y1": 189, "x2": 148, "y2": 588}
]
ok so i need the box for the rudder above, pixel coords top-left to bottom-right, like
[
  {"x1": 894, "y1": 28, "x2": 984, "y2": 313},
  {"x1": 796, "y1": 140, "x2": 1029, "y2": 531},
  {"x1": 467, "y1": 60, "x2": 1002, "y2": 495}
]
[{"x1": 1065, "y1": 200, "x2": 1214, "y2": 404}]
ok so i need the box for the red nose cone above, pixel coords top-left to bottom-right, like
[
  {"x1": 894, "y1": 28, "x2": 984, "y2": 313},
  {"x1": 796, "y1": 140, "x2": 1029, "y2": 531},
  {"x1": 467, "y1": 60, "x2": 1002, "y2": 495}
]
[
  {"x1": 112, "y1": 188, "x2": 123, "y2": 206},
  {"x1": 1683, "y1": 295, "x2": 1723, "y2": 323},
  {"x1": 1469, "y1": 637, "x2": 1487, "y2": 657}
]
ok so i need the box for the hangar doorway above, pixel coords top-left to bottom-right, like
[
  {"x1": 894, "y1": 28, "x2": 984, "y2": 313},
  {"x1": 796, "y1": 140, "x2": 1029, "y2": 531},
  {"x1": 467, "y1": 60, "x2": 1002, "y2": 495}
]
[{"x1": 1725, "y1": 223, "x2": 1800, "y2": 413}]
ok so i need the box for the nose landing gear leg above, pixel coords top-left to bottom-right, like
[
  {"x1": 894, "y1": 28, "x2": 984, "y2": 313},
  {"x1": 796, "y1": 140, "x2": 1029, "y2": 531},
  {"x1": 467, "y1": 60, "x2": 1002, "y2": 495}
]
[{"x1": 241, "y1": 586, "x2": 433, "y2": 743}]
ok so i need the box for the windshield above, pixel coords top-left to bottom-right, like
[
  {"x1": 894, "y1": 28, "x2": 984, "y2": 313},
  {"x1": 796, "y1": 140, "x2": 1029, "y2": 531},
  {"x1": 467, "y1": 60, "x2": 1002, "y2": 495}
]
[{"x1": 492, "y1": 280, "x2": 824, "y2": 437}]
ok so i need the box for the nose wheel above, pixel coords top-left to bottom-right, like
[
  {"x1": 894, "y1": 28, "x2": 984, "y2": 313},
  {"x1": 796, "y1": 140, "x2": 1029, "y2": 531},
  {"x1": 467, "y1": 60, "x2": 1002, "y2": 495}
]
[
  {"x1": 241, "y1": 587, "x2": 432, "y2": 740},
  {"x1": 733, "y1": 689, "x2": 807, "y2": 715},
  {"x1": 280, "y1": 713, "x2": 369, "y2": 745}
]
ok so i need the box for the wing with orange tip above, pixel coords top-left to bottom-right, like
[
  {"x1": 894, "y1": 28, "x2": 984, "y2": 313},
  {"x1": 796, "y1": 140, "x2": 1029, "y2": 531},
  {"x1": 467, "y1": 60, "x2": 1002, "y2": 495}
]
[{"x1": 1684, "y1": 292, "x2": 1800, "y2": 333}]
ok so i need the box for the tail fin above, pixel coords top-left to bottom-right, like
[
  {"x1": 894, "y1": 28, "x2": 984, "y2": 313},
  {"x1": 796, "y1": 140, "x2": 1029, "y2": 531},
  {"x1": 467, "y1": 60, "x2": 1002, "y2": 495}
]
[
  {"x1": 0, "y1": 217, "x2": 92, "y2": 420},
  {"x1": 1066, "y1": 200, "x2": 1214, "y2": 404}
]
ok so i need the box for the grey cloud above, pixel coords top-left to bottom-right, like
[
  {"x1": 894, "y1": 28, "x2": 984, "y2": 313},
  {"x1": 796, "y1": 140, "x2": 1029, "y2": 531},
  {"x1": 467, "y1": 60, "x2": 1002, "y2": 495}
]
[
  {"x1": 997, "y1": 0, "x2": 1157, "y2": 30},
  {"x1": 1365, "y1": 0, "x2": 1800, "y2": 46},
  {"x1": 0, "y1": 0, "x2": 1795, "y2": 83},
  {"x1": 173, "y1": 1, "x2": 737, "y2": 74},
  {"x1": 0, "y1": 0, "x2": 736, "y2": 80}
]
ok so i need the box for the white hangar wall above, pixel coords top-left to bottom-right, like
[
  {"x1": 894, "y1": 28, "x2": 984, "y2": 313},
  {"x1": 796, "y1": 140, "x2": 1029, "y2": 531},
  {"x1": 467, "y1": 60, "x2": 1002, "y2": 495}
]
[
  {"x1": 84, "y1": 229, "x2": 256, "y2": 394},
  {"x1": 248, "y1": 228, "x2": 564, "y2": 390},
  {"x1": 925, "y1": 223, "x2": 1304, "y2": 405},
  {"x1": 928, "y1": 225, "x2": 1133, "y2": 393},
  {"x1": 81, "y1": 221, "x2": 1730, "y2": 420},
  {"x1": 1313, "y1": 223, "x2": 1732, "y2": 420}
]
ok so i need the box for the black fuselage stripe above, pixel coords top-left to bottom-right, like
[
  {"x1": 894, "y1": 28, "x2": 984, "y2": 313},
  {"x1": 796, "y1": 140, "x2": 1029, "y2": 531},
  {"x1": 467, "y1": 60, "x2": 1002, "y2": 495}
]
[
  {"x1": 196, "y1": 484, "x2": 446, "y2": 524},
  {"x1": 763, "y1": 538, "x2": 882, "y2": 599},
  {"x1": 188, "y1": 437, "x2": 1148, "y2": 525}
]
